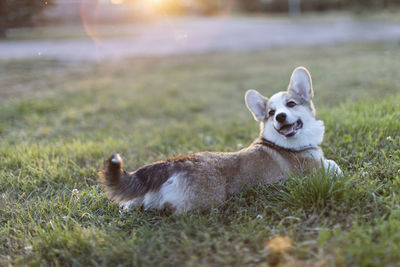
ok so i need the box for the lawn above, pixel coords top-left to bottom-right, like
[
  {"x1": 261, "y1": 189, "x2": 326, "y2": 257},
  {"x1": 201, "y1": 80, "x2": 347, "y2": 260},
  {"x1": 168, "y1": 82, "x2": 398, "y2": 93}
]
[
  {"x1": 5, "y1": 24, "x2": 140, "y2": 41},
  {"x1": 1, "y1": 42, "x2": 400, "y2": 266}
]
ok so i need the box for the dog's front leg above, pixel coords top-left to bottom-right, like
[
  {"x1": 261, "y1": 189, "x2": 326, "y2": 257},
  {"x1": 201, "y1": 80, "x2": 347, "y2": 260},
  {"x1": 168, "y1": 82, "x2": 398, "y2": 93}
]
[{"x1": 323, "y1": 159, "x2": 342, "y2": 176}]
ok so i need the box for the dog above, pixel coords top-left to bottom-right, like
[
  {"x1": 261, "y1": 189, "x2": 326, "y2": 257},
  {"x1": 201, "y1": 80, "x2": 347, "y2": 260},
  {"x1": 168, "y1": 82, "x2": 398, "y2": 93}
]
[{"x1": 98, "y1": 66, "x2": 341, "y2": 214}]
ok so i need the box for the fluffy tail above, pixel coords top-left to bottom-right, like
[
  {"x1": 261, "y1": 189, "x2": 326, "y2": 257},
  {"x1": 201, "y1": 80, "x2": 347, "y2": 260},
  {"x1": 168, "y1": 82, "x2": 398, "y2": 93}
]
[
  {"x1": 99, "y1": 153, "x2": 176, "y2": 206},
  {"x1": 98, "y1": 154, "x2": 131, "y2": 205}
]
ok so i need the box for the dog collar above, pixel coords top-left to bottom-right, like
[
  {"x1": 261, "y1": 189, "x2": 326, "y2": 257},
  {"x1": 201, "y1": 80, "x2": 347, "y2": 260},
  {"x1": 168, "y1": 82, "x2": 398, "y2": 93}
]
[{"x1": 254, "y1": 137, "x2": 317, "y2": 153}]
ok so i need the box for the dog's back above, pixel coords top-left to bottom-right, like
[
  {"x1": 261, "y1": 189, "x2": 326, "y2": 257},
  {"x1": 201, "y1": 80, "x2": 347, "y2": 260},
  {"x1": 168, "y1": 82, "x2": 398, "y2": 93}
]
[{"x1": 99, "y1": 141, "x2": 321, "y2": 213}]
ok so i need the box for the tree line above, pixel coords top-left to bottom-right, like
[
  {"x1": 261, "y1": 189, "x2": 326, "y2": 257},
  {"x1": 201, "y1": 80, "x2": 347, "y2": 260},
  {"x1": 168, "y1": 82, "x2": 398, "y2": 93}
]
[
  {"x1": 0, "y1": 0, "x2": 53, "y2": 38},
  {"x1": 0, "y1": 0, "x2": 398, "y2": 38},
  {"x1": 236, "y1": 0, "x2": 400, "y2": 13}
]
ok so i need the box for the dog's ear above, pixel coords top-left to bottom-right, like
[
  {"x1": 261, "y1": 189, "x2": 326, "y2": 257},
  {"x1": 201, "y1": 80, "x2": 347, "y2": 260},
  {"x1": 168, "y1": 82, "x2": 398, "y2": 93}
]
[
  {"x1": 288, "y1": 66, "x2": 313, "y2": 101},
  {"x1": 245, "y1": 90, "x2": 268, "y2": 121}
]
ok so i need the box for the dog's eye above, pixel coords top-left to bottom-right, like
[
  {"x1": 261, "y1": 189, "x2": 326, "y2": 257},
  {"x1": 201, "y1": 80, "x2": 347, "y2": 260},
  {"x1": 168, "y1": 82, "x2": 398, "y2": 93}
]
[
  {"x1": 286, "y1": 101, "x2": 297, "y2": 108},
  {"x1": 268, "y1": 110, "x2": 275, "y2": 116}
]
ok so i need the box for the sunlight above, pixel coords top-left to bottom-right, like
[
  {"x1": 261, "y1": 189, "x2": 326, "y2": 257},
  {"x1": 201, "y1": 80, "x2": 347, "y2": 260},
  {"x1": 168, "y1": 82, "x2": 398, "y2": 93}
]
[
  {"x1": 110, "y1": 0, "x2": 125, "y2": 4},
  {"x1": 149, "y1": 0, "x2": 165, "y2": 5},
  {"x1": 144, "y1": 0, "x2": 170, "y2": 11},
  {"x1": 80, "y1": 0, "x2": 178, "y2": 45},
  {"x1": 109, "y1": 0, "x2": 166, "y2": 7}
]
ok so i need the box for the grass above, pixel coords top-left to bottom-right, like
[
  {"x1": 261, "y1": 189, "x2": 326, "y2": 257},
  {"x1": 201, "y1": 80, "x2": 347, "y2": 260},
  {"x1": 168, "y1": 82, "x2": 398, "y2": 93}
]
[
  {"x1": 5, "y1": 24, "x2": 139, "y2": 41},
  {"x1": 1, "y1": 41, "x2": 400, "y2": 266}
]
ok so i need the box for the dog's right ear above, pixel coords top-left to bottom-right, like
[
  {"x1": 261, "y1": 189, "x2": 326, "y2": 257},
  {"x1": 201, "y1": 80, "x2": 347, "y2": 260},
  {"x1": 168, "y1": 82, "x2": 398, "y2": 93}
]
[
  {"x1": 288, "y1": 66, "x2": 313, "y2": 101},
  {"x1": 245, "y1": 90, "x2": 268, "y2": 121}
]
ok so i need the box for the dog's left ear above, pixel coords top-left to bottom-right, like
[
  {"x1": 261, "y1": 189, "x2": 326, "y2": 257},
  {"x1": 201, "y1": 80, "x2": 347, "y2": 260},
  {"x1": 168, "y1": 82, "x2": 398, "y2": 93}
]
[{"x1": 288, "y1": 66, "x2": 313, "y2": 101}]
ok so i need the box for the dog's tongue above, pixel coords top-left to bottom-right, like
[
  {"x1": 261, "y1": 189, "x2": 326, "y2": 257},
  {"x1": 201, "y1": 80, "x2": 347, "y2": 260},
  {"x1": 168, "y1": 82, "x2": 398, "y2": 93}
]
[{"x1": 279, "y1": 123, "x2": 296, "y2": 136}]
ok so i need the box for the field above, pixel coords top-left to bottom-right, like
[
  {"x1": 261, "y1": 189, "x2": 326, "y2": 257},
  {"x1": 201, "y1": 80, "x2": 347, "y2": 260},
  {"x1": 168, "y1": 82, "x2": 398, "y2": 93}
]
[{"x1": 1, "y1": 42, "x2": 400, "y2": 266}]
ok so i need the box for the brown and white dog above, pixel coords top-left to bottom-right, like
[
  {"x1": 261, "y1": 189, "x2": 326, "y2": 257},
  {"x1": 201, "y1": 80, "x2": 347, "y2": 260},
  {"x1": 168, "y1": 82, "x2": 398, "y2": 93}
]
[{"x1": 98, "y1": 67, "x2": 341, "y2": 214}]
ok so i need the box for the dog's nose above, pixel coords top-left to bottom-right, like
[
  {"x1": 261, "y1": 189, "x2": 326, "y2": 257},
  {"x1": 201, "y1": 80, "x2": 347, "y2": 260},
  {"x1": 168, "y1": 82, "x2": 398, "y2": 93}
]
[{"x1": 275, "y1": 113, "x2": 287, "y2": 123}]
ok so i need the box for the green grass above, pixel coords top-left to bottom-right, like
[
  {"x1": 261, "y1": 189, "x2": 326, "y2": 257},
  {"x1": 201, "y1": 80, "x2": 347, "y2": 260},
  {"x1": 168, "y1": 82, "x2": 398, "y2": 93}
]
[
  {"x1": 1, "y1": 42, "x2": 400, "y2": 266},
  {"x1": 5, "y1": 24, "x2": 139, "y2": 41}
]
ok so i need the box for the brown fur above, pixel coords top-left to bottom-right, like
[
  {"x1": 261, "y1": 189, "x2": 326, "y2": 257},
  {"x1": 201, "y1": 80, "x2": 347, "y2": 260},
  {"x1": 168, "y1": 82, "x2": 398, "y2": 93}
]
[{"x1": 98, "y1": 137, "x2": 322, "y2": 211}]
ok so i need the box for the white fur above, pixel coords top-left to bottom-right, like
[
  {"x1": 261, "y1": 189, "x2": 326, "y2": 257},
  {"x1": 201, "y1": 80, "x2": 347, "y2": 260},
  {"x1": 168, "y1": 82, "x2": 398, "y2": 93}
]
[
  {"x1": 120, "y1": 172, "x2": 189, "y2": 212},
  {"x1": 120, "y1": 197, "x2": 144, "y2": 211},
  {"x1": 159, "y1": 173, "x2": 188, "y2": 212},
  {"x1": 111, "y1": 154, "x2": 121, "y2": 164},
  {"x1": 323, "y1": 159, "x2": 342, "y2": 175},
  {"x1": 143, "y1": 191, "x2": 163, "y2": 210},
  {"x1": 245, "y1": 66, "x2": 341, "y2": 175},
  {"x1": 260, "y1": 93, "x2": 341, "y2": 175},
  {"x1": 263, "y1": 92, "x2": 324, "y2": 151}
]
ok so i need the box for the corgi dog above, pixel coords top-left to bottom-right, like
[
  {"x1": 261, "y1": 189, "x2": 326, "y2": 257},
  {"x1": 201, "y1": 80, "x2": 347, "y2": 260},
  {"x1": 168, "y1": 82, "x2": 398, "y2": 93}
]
[{"x1": 99, "y1": 67, "x2": 341, "y2": 214}]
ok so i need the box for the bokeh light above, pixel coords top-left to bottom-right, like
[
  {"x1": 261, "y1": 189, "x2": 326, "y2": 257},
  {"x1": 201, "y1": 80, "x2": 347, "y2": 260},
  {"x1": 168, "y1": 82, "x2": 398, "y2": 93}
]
[{"x1": 110, "y1": 0, "x2": 125, "y2": 4}]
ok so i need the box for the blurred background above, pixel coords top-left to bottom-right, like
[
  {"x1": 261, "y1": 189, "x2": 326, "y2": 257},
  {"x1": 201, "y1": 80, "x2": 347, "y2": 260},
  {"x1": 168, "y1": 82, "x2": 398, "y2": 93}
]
[
  {"x1": 0, "y1": 0, "x2": 399, "y2": 61},
  {"x1": 2, "y1": 0, "x2": 400, "y2": 26},
  {"x1": 2, "y1": 2, "x2": 400, "y2": 266}
]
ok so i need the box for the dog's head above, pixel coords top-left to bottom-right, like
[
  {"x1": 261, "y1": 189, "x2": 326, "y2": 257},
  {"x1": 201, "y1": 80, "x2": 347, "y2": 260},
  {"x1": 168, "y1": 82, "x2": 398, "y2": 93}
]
[{"x1": 245, "y1": 66, "x2": 324, "y2": 150}]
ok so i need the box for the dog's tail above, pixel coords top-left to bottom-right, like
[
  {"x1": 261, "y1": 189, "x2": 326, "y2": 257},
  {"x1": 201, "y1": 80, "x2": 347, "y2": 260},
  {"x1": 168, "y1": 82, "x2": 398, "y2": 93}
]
[
  {"x1": 99, "y1": 153, "x2": 179, "y2": 206},
  {"x1": 98, "y1": 154, "x2": 136, "y2": 205}
]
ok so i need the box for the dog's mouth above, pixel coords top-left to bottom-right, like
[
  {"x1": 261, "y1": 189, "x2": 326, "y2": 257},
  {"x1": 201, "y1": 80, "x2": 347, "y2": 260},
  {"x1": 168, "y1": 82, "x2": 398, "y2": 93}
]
[{"x1": 277, "y1": 120, "x2": 303, "y2": 137}]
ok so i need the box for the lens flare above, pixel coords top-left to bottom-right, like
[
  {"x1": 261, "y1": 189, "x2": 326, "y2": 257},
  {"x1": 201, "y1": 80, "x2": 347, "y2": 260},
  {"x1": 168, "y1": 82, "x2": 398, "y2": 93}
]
[{"x1": 78, "y1": 0, "x2": 236, "y2": 60}]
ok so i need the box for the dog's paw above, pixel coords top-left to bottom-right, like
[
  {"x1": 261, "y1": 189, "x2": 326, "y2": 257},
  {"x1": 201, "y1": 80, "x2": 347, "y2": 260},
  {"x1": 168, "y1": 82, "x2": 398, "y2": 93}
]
[
  {"x1": 324, "y1": 159, "x2": 342, "y2": 176},
  {"x1": 119, "y1": 199, "x2": 142, "y2": 212}
]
